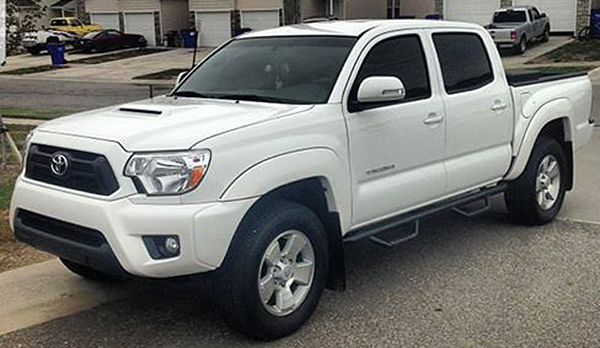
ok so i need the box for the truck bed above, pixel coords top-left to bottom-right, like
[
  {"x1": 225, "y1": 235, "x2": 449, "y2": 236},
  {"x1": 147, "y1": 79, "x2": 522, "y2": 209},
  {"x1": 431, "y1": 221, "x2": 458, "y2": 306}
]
[{"x1": 506, "y1": 69, "x2": 588, "y2": 87}]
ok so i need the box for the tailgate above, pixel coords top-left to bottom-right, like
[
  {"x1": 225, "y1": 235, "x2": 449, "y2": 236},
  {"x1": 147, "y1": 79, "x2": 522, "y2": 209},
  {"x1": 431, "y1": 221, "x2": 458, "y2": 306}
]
[{"x1": 488, "y1": 29, "x2": 513, "y2": 42}]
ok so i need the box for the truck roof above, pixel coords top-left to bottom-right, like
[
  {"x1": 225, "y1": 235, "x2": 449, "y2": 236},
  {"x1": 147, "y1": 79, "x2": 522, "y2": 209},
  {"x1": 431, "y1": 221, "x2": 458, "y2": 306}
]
[
  {"x1": 242, "y1": 19, "x2": 483, "y2": 38},
  {"x1": 495, "y1": 6, "x2": 535, "y2": 12}
]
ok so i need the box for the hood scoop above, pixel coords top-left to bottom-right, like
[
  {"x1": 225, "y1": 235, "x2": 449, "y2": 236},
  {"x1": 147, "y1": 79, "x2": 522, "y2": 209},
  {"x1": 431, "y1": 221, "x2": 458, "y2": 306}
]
[{"x1": 117, "y1": 104, "x2": 165, "y2": 116}]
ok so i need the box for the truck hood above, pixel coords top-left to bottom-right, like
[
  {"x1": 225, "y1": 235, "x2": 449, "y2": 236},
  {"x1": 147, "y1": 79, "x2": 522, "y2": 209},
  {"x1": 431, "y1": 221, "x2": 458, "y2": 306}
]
[{"x1": 36, "y1": 96, "x2": 313, "y2": 152}]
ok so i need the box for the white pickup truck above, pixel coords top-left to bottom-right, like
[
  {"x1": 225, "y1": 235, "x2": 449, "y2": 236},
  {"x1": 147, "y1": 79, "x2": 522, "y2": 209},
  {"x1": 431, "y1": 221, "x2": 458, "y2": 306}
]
[{"x1": 10, "y1": 20, "x2": 594, "y2": 340}]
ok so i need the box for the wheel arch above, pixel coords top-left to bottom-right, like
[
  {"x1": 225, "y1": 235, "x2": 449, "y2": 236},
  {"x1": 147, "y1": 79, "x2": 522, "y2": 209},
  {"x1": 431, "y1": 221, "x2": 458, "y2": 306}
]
[{"x1": 506, "y1": 100, "x2": 574, "y2": 189}]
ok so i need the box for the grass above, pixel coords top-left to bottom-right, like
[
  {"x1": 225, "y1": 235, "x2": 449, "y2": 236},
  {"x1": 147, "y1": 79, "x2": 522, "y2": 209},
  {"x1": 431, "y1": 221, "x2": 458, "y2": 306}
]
[
  {"x1": 133, "y1": 68, "x2": 188, "y2": 80},
  {"x1": 0, "y1": 65, "x2": 68, "y2": 75},
  {"x1": 1, "y1": 107, "x2": 69, "y2": 120},
  {"x1": 70, "y1": 48, "x2": 168, "y2": 65},
  {"x1": 527, "y1": 40, "x2": 600, "y2": 64}
]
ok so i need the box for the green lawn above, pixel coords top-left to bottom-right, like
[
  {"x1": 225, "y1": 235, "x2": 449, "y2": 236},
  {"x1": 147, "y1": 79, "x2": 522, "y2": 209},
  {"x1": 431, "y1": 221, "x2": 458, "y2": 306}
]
[
  {"x1": 1, "y1": 106, "x2": 69, "y2": 120},
  {"x1": 0, "y1": 125, "x2": 35, "y2": 209},
  {"x1": 527, "y1": 40, "x2": 600, "y2": 64}
]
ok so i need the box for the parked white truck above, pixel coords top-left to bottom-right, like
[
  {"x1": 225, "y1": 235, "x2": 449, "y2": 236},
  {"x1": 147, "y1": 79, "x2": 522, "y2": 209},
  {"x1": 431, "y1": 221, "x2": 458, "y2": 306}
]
[{"x1": 10, "y1": 20, "x2": 594, "y2": 340}]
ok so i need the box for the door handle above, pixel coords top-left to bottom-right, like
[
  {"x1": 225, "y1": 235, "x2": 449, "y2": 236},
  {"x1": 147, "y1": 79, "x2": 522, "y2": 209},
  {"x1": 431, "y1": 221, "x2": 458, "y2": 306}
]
[
  {"x1": 491, "y1": 103, "x2": 508, "y2": 111},
  {"x1": 423, "y1": 114, "x2": 444, "y2": 125}
]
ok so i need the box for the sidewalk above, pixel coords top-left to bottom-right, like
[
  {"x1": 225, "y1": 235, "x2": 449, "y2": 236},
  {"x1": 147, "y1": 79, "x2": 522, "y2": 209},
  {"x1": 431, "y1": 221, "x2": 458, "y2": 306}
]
[{"x1": 501, "y1": 36, "x2": 573, "y2": 68}]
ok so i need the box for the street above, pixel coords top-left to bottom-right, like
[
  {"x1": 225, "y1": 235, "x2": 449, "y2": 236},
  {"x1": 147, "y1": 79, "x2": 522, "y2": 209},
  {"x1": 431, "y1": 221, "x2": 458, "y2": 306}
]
[{"x1": 0, "y1": 73, "x2": 599, "y2": 347}]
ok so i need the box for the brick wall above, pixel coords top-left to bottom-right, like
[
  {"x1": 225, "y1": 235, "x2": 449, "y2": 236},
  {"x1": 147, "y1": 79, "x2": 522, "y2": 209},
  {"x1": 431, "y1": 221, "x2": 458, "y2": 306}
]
[
  {"x1": 576, "y1": 0, "x2": 591, "y2": 34},
  {"x1": 501, "y1": 0, "x2": 512, "y2": 8},
  {"x1": 434, "y1": 0, "x2": 443, "y2": 16}
]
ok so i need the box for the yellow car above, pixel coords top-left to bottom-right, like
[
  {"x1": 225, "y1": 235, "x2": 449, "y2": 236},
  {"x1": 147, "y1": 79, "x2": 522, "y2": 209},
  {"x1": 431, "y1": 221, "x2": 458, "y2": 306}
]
[{"x1": 48, "y1": 17, "x2": 103, "y2": 37}]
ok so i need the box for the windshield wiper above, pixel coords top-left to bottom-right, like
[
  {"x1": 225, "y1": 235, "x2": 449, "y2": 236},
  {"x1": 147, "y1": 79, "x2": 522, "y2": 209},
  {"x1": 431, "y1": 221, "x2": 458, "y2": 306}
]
[
  {"x1": 171, "y1": 91, "x2": 215, "y2": 98},
  {"x1": 212, "y1": 94, "x2": 304, "y2": 104}
]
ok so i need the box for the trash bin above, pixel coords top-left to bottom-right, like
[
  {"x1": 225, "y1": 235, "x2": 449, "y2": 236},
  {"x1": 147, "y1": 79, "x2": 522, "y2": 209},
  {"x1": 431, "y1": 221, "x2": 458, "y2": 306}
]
[
  {"x1": 47, "y1": 43, "x2": 66, "y2": 66},
  {"x1": 592, "y1": 9, "x2": 600, "y2": 39},
  {"x1": 180, "y1": 29, "x2": 198, "y2": 48}
]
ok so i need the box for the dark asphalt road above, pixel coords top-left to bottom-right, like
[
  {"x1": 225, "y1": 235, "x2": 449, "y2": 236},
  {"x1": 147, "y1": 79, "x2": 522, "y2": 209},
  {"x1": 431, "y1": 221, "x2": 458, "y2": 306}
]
[
  {"x1": 0, "y1": 78, "x2": 173, "y2": 112},
  {"x1": 0, "y1": 212, "x2": 598, "y2": 348}
]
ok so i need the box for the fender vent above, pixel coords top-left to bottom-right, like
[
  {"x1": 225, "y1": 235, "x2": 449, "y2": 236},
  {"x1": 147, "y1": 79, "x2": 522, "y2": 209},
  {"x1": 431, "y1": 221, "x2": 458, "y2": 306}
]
[{"x1": 118, "y1": 107, "x2": 163, "y2": 115}]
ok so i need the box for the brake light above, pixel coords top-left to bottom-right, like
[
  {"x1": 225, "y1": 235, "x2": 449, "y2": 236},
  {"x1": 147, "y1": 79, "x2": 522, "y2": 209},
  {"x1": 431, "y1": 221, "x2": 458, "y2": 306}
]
[{"x1": 511, "y1": 31, "x2": 517, "y2": 40}]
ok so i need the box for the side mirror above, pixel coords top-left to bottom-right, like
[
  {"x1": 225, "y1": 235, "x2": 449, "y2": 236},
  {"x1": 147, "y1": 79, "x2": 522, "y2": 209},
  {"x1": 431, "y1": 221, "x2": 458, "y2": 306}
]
[
  {"x1": 541, "y1": 13, "x2": 547, "y2": 18},
  {"x1": 176, "y1": 71, "x2": 189, "y2": 86},
  {"x1": 357, "y1": 76, "x2": 406, "y2": 104}
]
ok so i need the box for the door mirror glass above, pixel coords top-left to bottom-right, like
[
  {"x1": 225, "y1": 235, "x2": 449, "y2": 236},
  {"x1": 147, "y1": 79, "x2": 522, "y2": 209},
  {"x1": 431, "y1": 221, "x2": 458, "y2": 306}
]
[
  {"x1": 176, "y1": 71, "x2": 189, "y2": 86},
  {"x1": 357, "y1": 76, "x2": 406, "y2": 104}
]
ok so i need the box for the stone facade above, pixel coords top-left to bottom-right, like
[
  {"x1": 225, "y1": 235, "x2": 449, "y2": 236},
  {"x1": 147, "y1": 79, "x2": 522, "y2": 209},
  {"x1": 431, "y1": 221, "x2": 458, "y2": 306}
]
[
  {"x1": 230, "y1": 10, "x2": 240, "y2": 36},
  {"x1": 434, "y1": 0, "x2": 443, "y2": 16},
  {"x1": 154, "y1": 11, "x2": 162, "y2": 46},
  {"x1": 576, "y1": 0, "x2": 591, "y2": 34},
  {"x1": 284, "y1": 0, "x2": 301, "y2": 24},
  {"x1": 501, "y1": 0, "x2": 512, "y2": 8}
]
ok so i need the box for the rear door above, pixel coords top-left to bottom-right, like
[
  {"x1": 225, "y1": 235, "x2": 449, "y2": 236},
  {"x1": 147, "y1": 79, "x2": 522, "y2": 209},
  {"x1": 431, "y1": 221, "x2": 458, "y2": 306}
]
[
  {"x1": 429, "y1": 30, "x2": 513, "y2": 195},
  {"x1": 344, "y1": 31, "x2": 447, "y2": 226}
]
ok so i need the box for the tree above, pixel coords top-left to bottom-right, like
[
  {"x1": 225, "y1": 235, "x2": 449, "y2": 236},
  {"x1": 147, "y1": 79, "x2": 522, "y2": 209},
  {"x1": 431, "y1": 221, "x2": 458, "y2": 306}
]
[{"x1": 5, "y1": 0, "x2": 46, "y2": 55}]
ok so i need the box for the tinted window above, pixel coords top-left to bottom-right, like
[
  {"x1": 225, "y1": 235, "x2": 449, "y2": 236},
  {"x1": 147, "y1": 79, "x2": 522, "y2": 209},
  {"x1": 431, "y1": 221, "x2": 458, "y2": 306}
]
[
  {"x1": 433, "y1": 33, "x2": 494, "y2": 94},
  {"x1": 493, "y1": 10, "x2": 527, "y2": 23},
  {"x1": 349, "y1": 35, "x2": 430, "y2": 112},
  {"x1": 532, "y1": 8, "x2": 541, "y2": 19},
  {"x1": 51, "y1": 19, "x2": 68, "y2": 26},
  {"x1": 176, "y1": 37, "x2": 356, "y2": 105}
]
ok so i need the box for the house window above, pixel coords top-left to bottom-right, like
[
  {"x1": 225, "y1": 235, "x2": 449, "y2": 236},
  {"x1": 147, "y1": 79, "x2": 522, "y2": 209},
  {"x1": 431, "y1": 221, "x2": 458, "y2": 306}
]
[{"x1": 387, "y1": 0, "x2": 401, "y2": 19}]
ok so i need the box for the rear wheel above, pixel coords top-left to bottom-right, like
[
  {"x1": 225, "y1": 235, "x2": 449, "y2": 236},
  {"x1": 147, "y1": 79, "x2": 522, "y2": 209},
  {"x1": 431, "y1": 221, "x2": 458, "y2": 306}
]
[
  {"x1": 514, "y1": 36, "x2": 527, "y2": 54},
  {"x1": 138, "y1": 38, "x2": 147, "y2": 48},
  {"x1": 60, "y1": 258, "x2": 119, "y2": 281},
  {"x1": 505, "y1": 136, "x2": 568, "y2": 225},
  {"x1": 213, "y1": 201, "x2": 328, "y2": 341}
]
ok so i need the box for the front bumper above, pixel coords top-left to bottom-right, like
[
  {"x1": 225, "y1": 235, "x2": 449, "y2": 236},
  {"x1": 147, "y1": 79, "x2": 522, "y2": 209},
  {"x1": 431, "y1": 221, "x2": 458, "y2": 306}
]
[{"x1": 10, "y1": 176, "x2": 257, "y2": 278}]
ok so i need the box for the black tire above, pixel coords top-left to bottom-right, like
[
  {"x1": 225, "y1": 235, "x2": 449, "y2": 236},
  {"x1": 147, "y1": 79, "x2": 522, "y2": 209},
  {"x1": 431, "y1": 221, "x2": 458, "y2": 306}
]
[
  {"x1": 213, "y1": 201, "x2": 329, "y2": 341},
  {"x1": 26, "y1": 46, "x2": 42, "y2": 55},
  {"x1": 138, "y1": 38, "x2": 147, "y2": 48},
  {"x1": 60, "y1": 258, "x2": 119, "y2": 281},
  {"x1": 541, "y1": 26, "x2": 550, "y2": 43},
  {"x1": 505, "y1": 136, "x2": 568, "y2": 225},
  {"x1": 514, "y1": 35, "x2": 527, "y2": 54}
]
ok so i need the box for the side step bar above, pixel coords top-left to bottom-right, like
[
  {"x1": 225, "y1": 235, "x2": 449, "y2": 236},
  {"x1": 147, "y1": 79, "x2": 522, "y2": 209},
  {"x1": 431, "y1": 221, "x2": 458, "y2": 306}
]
[{"x1": 343, "y1": 183, "x2": 508, "y2": 246}]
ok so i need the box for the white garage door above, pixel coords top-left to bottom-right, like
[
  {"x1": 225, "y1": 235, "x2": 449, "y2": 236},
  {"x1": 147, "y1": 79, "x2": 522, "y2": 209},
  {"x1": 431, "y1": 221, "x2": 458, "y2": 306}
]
[
  {"x1": 124, "y1": 12, "x2": 156, "y2": 46},
  {"x1": 91, "y1": 13, "x2": 119, "y2": 30},
  {"x1": 195, "y1": 12, "x2": 231, "y2": 47},
  {"x1": 241, "y1": 10, "x2": 280, "y2": 32},
  {"x1": 514, "y1": 0, "x2": 577, "y2": 32},
  {"x1": 444, "y1": 0, "x2": 501, "y2": 26}
]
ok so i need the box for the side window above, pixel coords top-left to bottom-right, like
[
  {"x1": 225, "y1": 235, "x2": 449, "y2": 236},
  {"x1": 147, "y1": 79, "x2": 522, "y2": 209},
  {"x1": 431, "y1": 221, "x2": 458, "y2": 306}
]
[
  {"x1": 533, "y1": 8, "x2": 541, "y2": 19},
  {"x1": 349, "y1": 35, "x2": 431, "y2": 112},
  {"x1": 528, "y1": 10, "x2": 534, "y2": 21},
  {"x1": 432, "y1": 33, "x2": 494, "y2": 95}
]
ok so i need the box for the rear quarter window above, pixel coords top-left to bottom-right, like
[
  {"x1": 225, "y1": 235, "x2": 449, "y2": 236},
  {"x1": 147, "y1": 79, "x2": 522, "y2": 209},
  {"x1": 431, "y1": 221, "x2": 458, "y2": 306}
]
[{"x1": 432, "y1": 33, "x2": 494, "y2": 95}]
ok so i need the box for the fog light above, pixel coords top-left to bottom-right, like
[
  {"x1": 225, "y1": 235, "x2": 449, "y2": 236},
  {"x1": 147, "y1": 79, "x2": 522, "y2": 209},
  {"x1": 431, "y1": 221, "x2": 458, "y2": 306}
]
[{"x1": 142, "y1": 235, "x2": 181, "y2": 260}]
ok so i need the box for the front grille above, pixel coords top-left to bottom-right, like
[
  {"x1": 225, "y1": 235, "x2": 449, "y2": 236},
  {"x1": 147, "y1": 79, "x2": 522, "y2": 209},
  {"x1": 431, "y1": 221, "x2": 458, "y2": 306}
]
[
  {"x1": 17, "y1": 209, "x2": 106, "y2": 247},
  {"x1": 26, "y1": 144, "x2": 119, "y2": 196}
]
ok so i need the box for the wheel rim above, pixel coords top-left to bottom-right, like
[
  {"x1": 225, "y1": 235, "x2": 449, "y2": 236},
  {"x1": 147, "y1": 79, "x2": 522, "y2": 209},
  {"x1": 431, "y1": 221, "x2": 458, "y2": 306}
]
[
  {"x1": 257, "y1": 230, "x2": 315, "y2": 317},
  {"x1": 536, "y1": 154, "x2": 561, "y2": 210},
  {"x1": 521, "y1": 38, "x2": 526, "y2": 51}
]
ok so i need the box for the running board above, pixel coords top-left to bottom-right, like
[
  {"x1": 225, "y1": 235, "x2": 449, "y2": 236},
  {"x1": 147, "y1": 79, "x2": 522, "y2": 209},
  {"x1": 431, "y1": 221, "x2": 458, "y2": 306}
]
[{"x1": 343, "y1": 183, "x2": 508, "y2": 246}]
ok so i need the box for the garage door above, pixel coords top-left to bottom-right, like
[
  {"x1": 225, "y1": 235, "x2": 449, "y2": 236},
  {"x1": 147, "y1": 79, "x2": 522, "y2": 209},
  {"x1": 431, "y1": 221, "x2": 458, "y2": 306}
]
[
  {"x1": 91, "y1": 13, "x2": 119, "y2": 30},
  {"x1": 124, "y1": 12, "x2": 156, "y2": 46},
  {"x1": 514, "y1": 0, "x2": 577, "y2": 32},
  {"x1": 195, "y1": 11, "x2": 231, "y2": 47},
  {"x1": 444, "y1": 0, "x2": 501, "y2": 26},
  {"x1": 241, "y1": 10, "x2": 280, "y2": 32}
]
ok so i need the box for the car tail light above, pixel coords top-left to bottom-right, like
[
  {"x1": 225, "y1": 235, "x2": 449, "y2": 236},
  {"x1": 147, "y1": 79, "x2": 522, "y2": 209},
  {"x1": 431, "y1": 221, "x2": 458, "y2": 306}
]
[{"x1": 511, "y1": 31, "x2": 517, "y2": 40}]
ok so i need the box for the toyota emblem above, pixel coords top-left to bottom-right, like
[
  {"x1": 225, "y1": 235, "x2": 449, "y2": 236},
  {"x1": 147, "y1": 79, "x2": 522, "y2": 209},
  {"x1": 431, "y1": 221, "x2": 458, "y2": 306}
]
[{"x1": 50, "y1": 153, "x2": 69, "y2": 177}]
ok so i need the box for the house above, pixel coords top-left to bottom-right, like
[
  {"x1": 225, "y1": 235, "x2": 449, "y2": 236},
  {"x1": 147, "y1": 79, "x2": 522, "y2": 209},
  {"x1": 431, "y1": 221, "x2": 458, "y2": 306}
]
[
  {"x1": 85, "y1": 0, "x2": 189, "y2": 46},
  {"x1": 399, "y1": 0, "x2": 592, "y2": 34}
]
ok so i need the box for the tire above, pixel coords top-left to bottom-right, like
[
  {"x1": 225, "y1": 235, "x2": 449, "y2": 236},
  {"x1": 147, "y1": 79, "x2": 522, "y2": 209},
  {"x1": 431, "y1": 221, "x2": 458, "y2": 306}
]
[
  {"x1": 138, "y1": 38, "x2": 147, "y2": 48},
  {"x1": 26, "y1": 47, "x2": 42, "y2": 55},
  {"x1": 514, "y1": 36, "x2": 527, "y2": 54},
  {"x1": 541, "y1": 26, "x2": 550, "y2": 43},
  {"x1": 505, "y1": 136, "x2": 568, "y2": 225},
  {"x1": 213, "y1": 201, "x2": 329, "y2": 341},
  {"x1": 60, "y1": 258, "x2": 119, "y2": 281}
]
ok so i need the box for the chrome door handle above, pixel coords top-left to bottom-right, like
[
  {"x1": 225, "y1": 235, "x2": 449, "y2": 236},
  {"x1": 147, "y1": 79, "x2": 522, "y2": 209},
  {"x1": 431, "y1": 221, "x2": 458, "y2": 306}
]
[
  {"x1": 423, "y1": 114, "x2": 444, "y2": 125},
  {"x1": 491, "y1": 103, "x2": 508, "y2": 111}
]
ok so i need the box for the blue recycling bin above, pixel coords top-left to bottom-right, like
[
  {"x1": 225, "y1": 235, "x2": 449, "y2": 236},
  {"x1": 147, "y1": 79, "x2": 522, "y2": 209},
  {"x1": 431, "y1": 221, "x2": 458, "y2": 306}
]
[
  {"x1": 47, "y1": 43, "x2": 66, "y2": 66},
  {"x1": 181, "y1": 30, "x2": 198, "y2": 48},
  {"x1": 592, "y1": 9, "x2": 600, "y2": 39}
]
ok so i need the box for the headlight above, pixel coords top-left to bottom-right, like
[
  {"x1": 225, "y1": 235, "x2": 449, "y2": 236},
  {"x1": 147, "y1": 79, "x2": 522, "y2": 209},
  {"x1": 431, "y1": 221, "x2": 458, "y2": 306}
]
[
  {"x1": 124, "y1": 150, "x2": 211, "y2": 196},
  {"x1": 23, "y1": 129, "x2": 36, "y2": 158}
]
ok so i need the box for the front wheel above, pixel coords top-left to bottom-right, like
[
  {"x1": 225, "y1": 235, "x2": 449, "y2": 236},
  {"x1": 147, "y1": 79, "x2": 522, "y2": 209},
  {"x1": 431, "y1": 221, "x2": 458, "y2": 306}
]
[
  {"x1": 505, "y1": 136, "x2": 568, "y2": 225},
  {"x1": 213, "y1": 201, "x2": 328, "y2": 341}
]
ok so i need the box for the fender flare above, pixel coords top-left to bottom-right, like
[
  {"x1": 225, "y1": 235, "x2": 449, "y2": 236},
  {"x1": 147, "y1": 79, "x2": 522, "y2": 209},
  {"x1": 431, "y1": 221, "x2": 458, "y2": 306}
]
[
  {"x1": 505, "y1": 98, "x2": 572, "y2": 181},
  {"x1": 220, "y1": 148, "x2": 352, "y2": 231}
]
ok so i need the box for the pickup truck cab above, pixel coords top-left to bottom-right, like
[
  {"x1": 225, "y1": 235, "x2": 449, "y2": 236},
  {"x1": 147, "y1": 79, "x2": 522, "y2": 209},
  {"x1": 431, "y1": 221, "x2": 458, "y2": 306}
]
[
  {"x1": 48, "y1": 17, "x2": 102, "y2": 37},
  {"x1": 10, "y1": 20, "x2": 593, "y2": 340},
  {"x1": 487, "y1": 6, "x2": 551, "y2": 54}
]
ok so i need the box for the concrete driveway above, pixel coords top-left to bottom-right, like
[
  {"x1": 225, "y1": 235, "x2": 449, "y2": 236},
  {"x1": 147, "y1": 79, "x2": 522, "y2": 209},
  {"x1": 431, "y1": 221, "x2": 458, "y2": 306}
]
[{"x1": 500, "y1": 36, "x2": 571, "y2": 68}]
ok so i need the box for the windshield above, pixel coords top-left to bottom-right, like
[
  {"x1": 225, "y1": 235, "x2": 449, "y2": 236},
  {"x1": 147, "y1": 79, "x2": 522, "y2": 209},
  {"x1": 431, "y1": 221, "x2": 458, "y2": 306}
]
[
  {"x1": 83, "y1": 31, "x2": 102, "y2": 39},
  {"x1": 174, "y1": 36, "x2": 357, "y2": 104},
  {"x1": 493, "y1": 10, "x2": 527, "y2": 23}
]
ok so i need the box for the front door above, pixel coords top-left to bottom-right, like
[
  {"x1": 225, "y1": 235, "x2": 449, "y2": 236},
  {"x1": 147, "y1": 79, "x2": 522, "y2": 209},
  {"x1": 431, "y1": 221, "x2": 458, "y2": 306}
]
[{"x1": 344, "y1": 31, "x2": 447, "y2": 226}]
